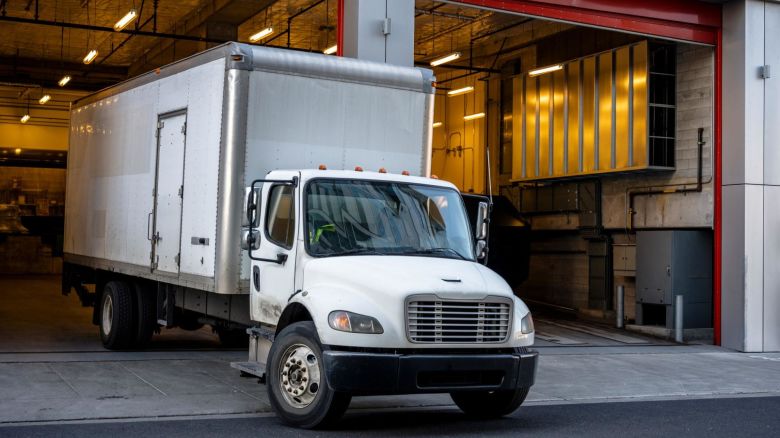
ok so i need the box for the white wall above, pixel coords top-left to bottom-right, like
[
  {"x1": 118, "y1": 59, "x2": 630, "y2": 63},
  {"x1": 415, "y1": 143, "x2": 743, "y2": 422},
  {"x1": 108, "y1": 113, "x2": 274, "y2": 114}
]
[{"x1": 722, "y1": 0, "x2": 780, "y2": 352}]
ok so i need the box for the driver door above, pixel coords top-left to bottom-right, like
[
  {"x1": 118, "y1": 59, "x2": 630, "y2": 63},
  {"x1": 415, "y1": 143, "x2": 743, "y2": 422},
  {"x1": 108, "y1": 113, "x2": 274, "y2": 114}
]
[{"x1": 250, "y1": 171, "x2": 300, "y2": 324}]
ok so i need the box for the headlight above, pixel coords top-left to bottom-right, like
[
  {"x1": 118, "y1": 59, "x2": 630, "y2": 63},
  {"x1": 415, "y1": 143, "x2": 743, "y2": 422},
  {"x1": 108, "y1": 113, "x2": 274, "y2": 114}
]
[
  {"x1": 328, "y1": 311, "x2": 384, "y2": 334},
  {"x1": 520, "y1": 313, "x2": 534, "y2": 334}
]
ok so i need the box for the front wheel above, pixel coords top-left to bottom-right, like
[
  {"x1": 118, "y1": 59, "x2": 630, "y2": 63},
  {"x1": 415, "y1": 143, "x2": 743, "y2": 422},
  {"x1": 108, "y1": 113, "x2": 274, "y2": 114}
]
[{"x1": 266, "y1": 321, "x2": 351, "y2": 429}]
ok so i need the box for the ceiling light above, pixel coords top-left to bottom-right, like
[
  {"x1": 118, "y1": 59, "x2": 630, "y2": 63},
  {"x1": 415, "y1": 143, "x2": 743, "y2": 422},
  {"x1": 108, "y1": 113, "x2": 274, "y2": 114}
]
[
  {"x1": 83, "y1": 49, "x2": 98, "y2": 64},
  {"x1": 114, "y1": 9, "x2": 137, "y2": 31},
  {"x1": 464, "y1": 112, "x2": 485, "y2": 121},
  {"x1": 249, "y1": 27, "x2": 274, "y2": 43},
  {"x1": 432, "y1": 122, "x2": 443, "y2": 128},
  {"x1": 529, "y1": 64, "x2": 563, "y2": 77},
  {"x1": 58, "y1": 75, "x2": 71, "y2": 87},
  {"x1": 430, "y1": 52, "x2": 461, "y2": 67},
  {"x1": 20, "y1": 114, "x2": 30, "y2": 123},
  {"x1": 323, "y1": 45, "x2": 338, "y2": 55},
  {"x1": 447, "y1": 86, "x2": 474, "y2": 97},
  {"x1": 39, "y1": 94, "x2": 51, "y2": 104}
]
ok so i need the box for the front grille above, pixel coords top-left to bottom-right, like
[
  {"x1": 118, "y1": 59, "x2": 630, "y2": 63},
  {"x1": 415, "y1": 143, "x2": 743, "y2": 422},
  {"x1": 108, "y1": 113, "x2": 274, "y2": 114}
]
[{"x1": 406, "y1": 296, "x2": 512, "y2": 343}]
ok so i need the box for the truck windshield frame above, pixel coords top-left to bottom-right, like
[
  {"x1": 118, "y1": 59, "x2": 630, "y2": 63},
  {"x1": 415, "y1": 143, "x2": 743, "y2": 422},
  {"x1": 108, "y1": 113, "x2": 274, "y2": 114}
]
[{"x1": 303, "y1": 178, "x2": 475, "y2": 261}]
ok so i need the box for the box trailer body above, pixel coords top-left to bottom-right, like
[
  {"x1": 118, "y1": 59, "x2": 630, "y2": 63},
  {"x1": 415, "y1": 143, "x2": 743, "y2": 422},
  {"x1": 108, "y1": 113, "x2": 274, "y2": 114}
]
[
  {"x1": 62, "y1": 43, "x2": 537, "y2": 428},
  {"x1": 65, "y1": 43, "x2": 433, "y2": 300}
]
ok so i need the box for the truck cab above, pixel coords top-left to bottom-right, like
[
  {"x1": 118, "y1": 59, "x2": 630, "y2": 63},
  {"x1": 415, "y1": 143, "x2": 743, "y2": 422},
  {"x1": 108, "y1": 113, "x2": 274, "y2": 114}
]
[{"x1": 238, "y1": 168, "x2": 538, "y2": 427}]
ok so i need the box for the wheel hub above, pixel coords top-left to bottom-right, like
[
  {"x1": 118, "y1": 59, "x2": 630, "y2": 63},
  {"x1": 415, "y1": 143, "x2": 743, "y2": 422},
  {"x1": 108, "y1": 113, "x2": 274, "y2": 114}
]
[
  {"x1": 101, "y1": 294, "x2": 113, "y2": 335},
  {"x1": 279, "y1": 344, "x2": 321, "y2": 408}
]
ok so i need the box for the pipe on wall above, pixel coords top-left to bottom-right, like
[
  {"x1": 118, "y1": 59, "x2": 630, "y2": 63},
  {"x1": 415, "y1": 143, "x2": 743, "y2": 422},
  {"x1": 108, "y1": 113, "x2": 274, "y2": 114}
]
[{"x1": 626, "y1": 127, "x2": 708, "y2": 230}]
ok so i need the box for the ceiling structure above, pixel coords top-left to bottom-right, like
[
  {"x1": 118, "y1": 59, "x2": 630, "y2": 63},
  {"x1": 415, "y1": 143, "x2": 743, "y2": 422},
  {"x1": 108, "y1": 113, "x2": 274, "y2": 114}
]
[{"x1": 0, "y1": 0, "x2": 544, "y2": 127}]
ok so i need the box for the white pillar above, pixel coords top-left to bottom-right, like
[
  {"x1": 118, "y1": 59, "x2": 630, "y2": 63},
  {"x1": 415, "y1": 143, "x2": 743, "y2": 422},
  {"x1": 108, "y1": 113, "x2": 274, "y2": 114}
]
[
  {"x1": 722, "y1": 0, "x2": 780, "y2": 352},
  {"x1": 342, "y1": 0, "x2": 414, "y2": 66}
]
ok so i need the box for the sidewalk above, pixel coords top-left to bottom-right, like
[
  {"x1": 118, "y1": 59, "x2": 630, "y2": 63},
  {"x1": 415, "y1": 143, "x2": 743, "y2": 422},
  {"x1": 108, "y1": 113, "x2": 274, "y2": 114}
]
[{"x1": 1, "y1": 345, "x2": 778, "y2": 425}]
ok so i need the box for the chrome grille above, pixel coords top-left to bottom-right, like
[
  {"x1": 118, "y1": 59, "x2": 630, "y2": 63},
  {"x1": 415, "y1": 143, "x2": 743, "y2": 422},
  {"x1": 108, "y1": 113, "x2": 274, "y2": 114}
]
[{"x1": 406, "y1": 296, "x2": 512, "y2": 343}]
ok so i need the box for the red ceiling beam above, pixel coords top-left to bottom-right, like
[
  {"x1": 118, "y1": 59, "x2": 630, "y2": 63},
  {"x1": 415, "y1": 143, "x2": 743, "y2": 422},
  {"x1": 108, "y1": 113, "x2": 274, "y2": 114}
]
[{"x1": 447, "y1": 0, "x2": 721, "y2": 45}]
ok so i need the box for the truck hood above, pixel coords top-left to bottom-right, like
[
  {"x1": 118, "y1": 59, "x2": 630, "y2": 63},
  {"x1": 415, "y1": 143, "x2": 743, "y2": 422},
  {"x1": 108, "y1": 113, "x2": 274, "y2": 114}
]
[
  {"x1": 301, "y1": 255, "x2": 513, "y2": 300},
  {"x1": 298, "y1": 255, "x2": 533, "y2": 350}
]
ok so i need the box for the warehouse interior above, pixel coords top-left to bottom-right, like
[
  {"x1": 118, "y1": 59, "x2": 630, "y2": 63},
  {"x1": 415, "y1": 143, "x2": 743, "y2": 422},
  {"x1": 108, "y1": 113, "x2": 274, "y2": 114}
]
[{"x1": 0, "y1": 0, "x2": 715, "y2": 348}]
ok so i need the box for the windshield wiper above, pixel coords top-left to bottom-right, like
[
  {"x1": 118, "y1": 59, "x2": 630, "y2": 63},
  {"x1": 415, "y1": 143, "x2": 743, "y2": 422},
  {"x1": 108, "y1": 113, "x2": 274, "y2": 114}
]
[
  {"x1": 330, "y1": 248, "x2": 384, "y2": 257},
  {"x1": 402, "y1": 248, "x2": 468, "y2": 260}
]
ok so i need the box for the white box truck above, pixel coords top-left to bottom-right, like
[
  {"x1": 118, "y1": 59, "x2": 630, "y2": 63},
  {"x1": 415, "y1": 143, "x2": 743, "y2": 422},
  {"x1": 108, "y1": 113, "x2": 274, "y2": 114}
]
[{"x1": 63, "y1": 43, "x2": 537, "y2": 428}]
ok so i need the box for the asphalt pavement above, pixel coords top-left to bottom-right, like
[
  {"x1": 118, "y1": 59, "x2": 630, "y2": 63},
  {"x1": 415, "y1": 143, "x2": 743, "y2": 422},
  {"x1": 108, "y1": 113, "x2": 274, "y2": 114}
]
[{"x1": 2, "y1": 396, "x2": 778, "y2": 437}]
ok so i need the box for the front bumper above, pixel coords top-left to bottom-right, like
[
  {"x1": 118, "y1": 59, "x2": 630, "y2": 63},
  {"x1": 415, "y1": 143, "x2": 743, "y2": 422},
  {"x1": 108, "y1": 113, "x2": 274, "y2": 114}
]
[{"x1": 322, "y1": 349, "x2": 538, "y2": 395}]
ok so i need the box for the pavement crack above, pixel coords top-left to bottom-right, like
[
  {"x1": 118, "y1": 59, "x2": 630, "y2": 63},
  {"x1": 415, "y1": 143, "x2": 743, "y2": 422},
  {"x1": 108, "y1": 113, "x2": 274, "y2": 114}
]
[
  {"x1": 46, "y1": 363, "x2": 82, "y2": 398},
  {"x1": 118, "y1": 363, "x2": 168, "y2": 397}
]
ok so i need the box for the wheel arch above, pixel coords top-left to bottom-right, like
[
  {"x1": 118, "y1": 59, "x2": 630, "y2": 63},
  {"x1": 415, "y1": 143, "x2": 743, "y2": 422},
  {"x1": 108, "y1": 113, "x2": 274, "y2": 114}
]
[{"x1": 276, "y1": 302, "x2": 314, "y2": 336}]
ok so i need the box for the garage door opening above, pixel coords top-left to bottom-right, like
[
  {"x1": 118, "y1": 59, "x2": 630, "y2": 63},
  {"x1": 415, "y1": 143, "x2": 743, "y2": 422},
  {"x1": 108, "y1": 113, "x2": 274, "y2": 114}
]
[{"x1": 419, "y1": 2, "x2": 716, "y2": 345}]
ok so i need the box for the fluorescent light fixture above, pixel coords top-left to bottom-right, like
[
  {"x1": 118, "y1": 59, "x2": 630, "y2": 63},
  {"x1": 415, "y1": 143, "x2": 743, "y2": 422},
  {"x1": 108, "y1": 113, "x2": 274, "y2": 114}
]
[
  {"x1": 83, "y1": 49, "x2": 98, "y2": 64},
  {"x1": 39, "y1": 94, "x2": 51, "y2": 104},
  {"x1": 464, "y1": 112, "x2": 485, "y2": 121},
  {"x1": 248, "y1": 27, "x2": 274, "y2": 42},
  {"x1": 432, "y1": 122, "x2": 443, "y2": 128},
  {"x1": 113, "y1": 9, "x2": 137, "y2": 31},
  {"x1": 323, "y1": 45, "x2": 338, "y2": 55},
  {"x1": 20, "y1": 114, "x2": 30, "y2": 123},
  {"x1": 58, "y1": 75, "x2": 71, "y2": 87},
  {"x1": 430, "y1": 52, "x2": 461, "y2": 67},
  {"x1": 447, "y1": 86, "x2": 474, "y2": 96},
  {"x1": 529, "y1": 64, "x2": 563, "y2": 76}
]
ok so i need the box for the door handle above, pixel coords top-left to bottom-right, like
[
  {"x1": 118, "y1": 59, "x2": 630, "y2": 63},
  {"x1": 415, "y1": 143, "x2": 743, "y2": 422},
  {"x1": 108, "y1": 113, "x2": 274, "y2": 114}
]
[
  {"x1": 147, "y1": 212, "x2": 153, "y2": 241},
  {"x1": 252, "y1": 252, "x2": 287, "y2": 264}
]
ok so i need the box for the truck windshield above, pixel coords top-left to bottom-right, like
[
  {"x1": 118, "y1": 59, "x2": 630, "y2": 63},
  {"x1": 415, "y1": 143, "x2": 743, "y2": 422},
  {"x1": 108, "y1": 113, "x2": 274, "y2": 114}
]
[{"x1": 305, "y1": 179, "x2": 474, "y2": 261}]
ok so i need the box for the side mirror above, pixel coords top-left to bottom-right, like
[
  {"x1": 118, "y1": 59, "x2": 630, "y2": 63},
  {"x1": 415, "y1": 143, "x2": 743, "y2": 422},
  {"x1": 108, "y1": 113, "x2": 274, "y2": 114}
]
[
  {"x1": 475, "y1": 240, "x2": 487, "y2": 260},
  {"x1": 244, "y1": 186, "x2": 261, "y2": 228},
  {"x1": 475, "y1": 201, "x2": 489, "y2": 240},
  {"x1": 241, "y1": 229, "x2": 261, "y2": 250}
]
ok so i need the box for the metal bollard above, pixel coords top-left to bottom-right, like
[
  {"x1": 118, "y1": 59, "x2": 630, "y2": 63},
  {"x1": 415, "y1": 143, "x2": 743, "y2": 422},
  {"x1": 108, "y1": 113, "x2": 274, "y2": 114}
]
[
  {"x1": 616, "y1": 285, "x2": 625, "y2": 329},
  {"x1": 675, "y1": 294, "x2": 684, "y2": 343}
]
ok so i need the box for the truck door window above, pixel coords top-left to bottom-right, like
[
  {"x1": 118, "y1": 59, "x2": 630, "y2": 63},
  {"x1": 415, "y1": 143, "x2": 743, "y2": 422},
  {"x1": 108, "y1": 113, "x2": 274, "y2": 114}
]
[{"x1": 265, "y1": 185, "x2": 295, "y2": 249}]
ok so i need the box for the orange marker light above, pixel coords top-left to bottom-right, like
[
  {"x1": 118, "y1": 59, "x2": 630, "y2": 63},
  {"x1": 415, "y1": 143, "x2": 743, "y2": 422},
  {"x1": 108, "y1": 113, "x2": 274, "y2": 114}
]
[
  {"x1": 318, "y1": 164, "x2": 327, "y2": 170},
  {"x1": 378, "y1": 167, "x2": 387, "y2": 173},
  {"x1": 401, "y1": 170, "x2": 410, "y2": 176},
  {"x1": 430, "y1": 174, "x2": 439, "y2": 179},
  {"x1": 354, "y1": 166, "x2": 363, "y2": 172}
]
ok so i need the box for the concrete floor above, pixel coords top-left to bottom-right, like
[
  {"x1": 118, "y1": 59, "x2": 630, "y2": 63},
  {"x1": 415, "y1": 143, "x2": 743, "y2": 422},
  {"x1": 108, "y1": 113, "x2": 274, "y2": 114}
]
[{"x1": 1, "y1": 275, "x2": 779, "y2": 425}]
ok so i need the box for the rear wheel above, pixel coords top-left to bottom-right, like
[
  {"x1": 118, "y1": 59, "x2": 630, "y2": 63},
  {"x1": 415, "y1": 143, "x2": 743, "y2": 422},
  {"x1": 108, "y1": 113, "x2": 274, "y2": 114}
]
[
  {"x1": 99, "y1": 280, "x2": 136, "y2": 350},
  {"x1": 133, "y1": 282, "x2": 157, "y2": 348},
  {"x1": 266, "y1": 321, "x2": 351, "y2": 429}
]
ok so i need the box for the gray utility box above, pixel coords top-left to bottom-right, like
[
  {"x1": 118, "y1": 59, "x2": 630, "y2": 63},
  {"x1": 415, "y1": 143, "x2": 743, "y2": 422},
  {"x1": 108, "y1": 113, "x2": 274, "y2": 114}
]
[{"x1": 635, "y1": 230, "x2": 712, "y2": 329}]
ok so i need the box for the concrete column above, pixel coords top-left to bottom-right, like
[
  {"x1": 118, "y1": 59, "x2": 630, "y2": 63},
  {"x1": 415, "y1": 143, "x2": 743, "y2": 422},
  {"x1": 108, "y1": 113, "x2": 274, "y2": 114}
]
[
  {"x1": 342, "y1": 0, "x2": 414, "y2": 66},
  {"x1": 722, "y1": 0, "x2": 780, "y2": 352}
]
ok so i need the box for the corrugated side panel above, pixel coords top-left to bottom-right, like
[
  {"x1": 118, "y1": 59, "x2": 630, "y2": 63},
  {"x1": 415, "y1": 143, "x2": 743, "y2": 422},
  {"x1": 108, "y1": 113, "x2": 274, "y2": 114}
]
[{"x1": 64, "y1": 58, "x2": 225, "y2": 279}]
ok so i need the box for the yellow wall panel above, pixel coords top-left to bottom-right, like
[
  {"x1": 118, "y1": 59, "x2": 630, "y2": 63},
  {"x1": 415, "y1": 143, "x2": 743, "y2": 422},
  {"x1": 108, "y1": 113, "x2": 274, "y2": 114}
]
[
  {"x1": 632, "y1": 42, "x2": 648, "y2": 167},
  {"x1": 615, "y1": 47, "x2": 631, "y2": 169},
  {"x1": 598, "y1": 52, "x2": 613, "y2": 171},
  {"x1": 510, "y1": 41, "x2": 652, "y2": 181}
]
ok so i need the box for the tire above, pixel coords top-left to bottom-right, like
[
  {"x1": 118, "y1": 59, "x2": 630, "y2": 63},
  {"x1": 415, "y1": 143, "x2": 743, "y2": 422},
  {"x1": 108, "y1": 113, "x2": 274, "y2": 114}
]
[
  {"x1": 450, "y1": 348, "x2": 532, "y2": 418},
  {"x1": 450, "y1": 388, "x2": 529, "y2": 418},
  {"x1": 216, "y1": 327, "x2": 249, "y2": 347},
  {"x1": 99, "y1": 280, "x2": 136, "y2": 350},
  {"x1": 133, "y1": 282, "x2": 157, "y2": 348},
  {"x1": 266, "y1": 321, "x2": 351, "y2": 429}
]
